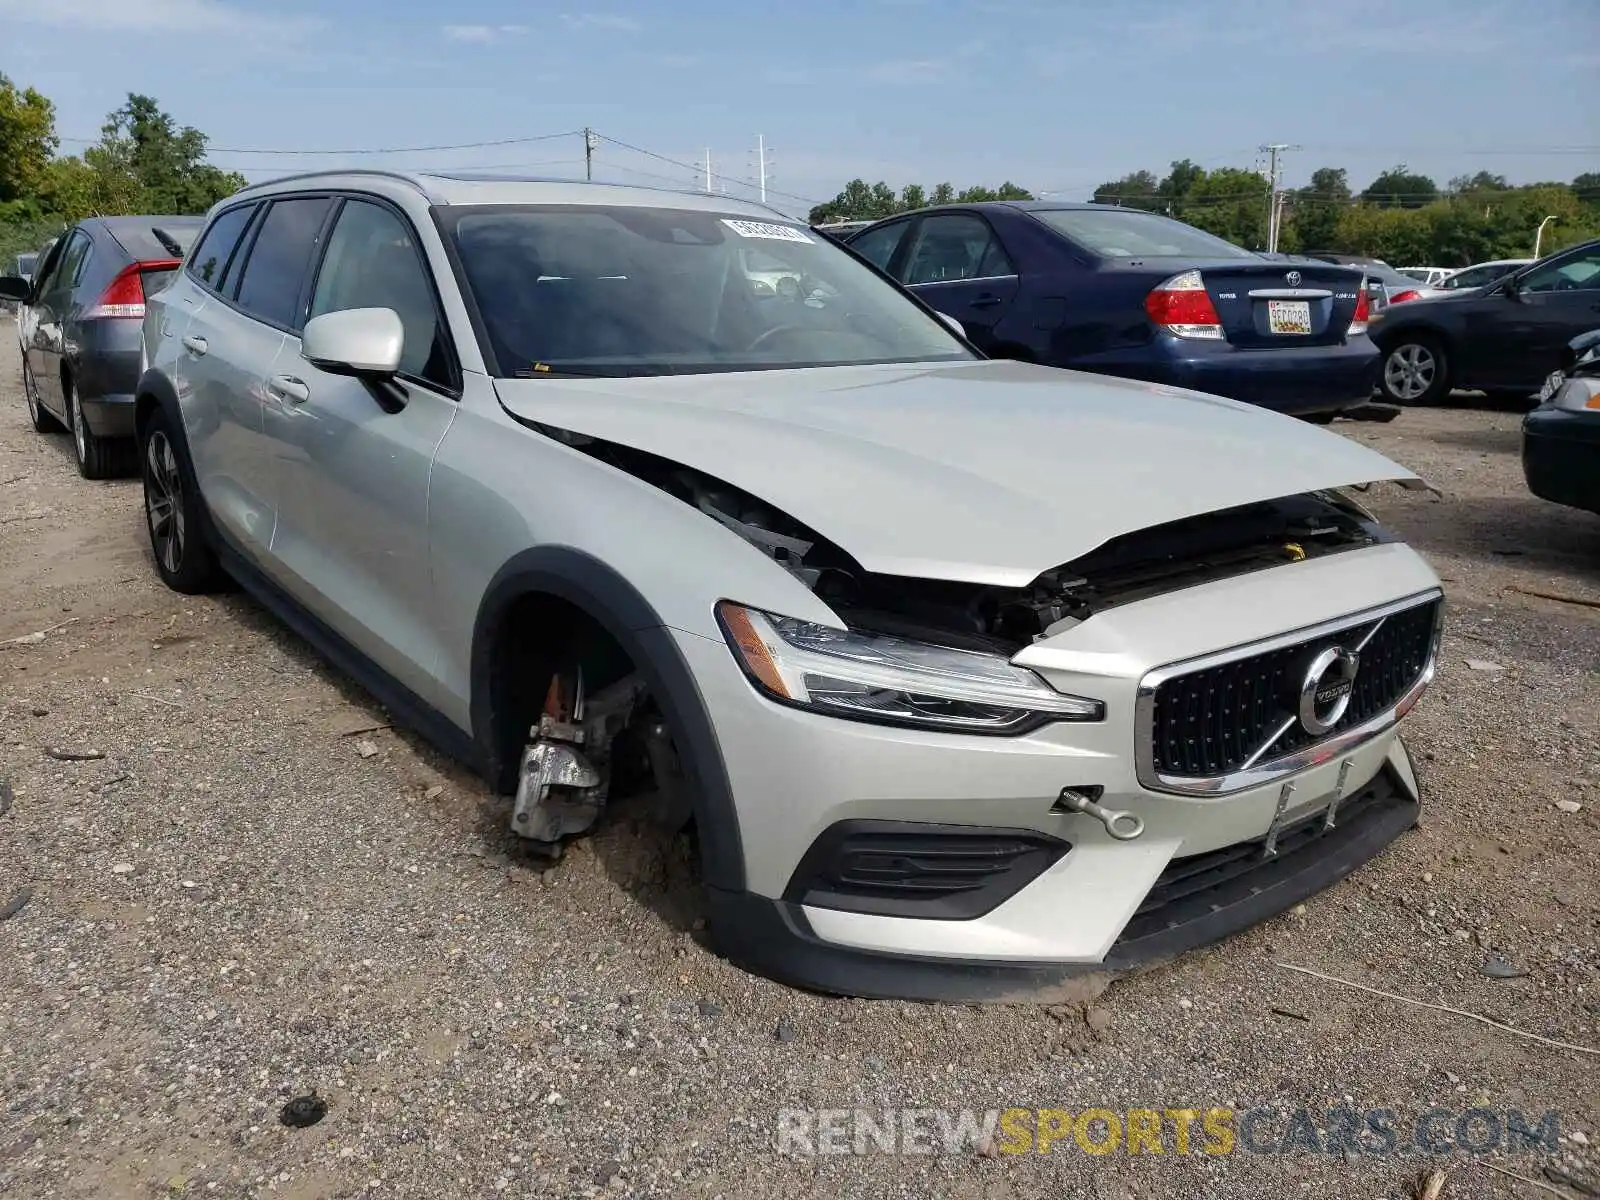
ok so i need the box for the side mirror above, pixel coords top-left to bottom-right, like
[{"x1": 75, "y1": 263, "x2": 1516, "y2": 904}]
[
  {"x1": 936, "y1": 311, "x2": 966, "y2": 339},
  {"x1": 0, "y1": 276, "x2": 30, "y2": 302},
  {"x1": 301, "y1": 307, "x2": 404, "y2": 378},
  {"x1": 1500, "y1": 274, "x2": 1521, "y2": 300},
  {"x1": 1560, "y1": 327, "x2": 1600, "y2": 374}
]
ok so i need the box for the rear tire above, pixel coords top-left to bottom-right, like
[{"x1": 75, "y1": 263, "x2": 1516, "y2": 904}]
[
  {"x1": 68, "y1": 377, "x2": 137, "y2": 479},
  {"x1": 140, "y1": 405, "x2": 226, "y2": 594},
  {"x1": 23, "y1": 360, "x2": 63, "y2": 433},
  {"x1": 1378, "y1": 335, "x2": 1451, "y2": 406}
]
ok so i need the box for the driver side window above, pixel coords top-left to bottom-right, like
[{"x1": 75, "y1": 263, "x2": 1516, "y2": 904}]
[
  {"x1": 1519, "y1": 248, "x2": 1600, "y2": 294},
  {"x1": 309, "y1": 199, "x2": 454, "y2": 390}
]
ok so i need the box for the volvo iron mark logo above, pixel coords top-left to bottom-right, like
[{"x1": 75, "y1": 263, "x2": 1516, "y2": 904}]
[
  {"x1": 1298, "y1": 646, "x2": 1359, "y2": 736},
  {"x1": 1285, "y1": 270, "x2": 1302, "y2": 287}
]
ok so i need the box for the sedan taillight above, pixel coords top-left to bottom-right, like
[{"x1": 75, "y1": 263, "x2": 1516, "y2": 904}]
[
  {"x1": 1144, "y1": 270, "x2": 1224, "y2": 340},
  {"x1": 1347, "y1": 281, "x2": 1372, "y2": 336}
]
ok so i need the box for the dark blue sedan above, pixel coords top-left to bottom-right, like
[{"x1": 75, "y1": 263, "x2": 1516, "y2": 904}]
[{"x1": 846, "y1": 202, "x2": 1378, "y2": 416}]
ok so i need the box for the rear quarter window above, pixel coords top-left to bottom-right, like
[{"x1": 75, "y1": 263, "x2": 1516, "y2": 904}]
[{"x1": 188, "y1": 204, "x2": 256, "y2": 291}]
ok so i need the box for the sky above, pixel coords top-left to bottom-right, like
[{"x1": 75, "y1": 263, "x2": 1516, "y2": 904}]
[{"x1": 1, "y1": 0, "x2": 1596, "y2": 218}]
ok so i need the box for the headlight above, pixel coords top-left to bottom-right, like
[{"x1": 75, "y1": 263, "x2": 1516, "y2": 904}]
[{"x1": 715, "y1": 601, "x2": 1103, "y2": 735}]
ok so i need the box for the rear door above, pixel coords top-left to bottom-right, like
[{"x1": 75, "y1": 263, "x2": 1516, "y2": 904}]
[
  {"x1": 183, "y1": 196, "x2": 334, "y2": 558},
  {"x1": 260, "y1": 195, "x2": 460, "y2": 703},
  {"x1": 1189, "y1": 260, "x2": 1365, "y2": 348},
  {"x1": 897, "y1": 212, "x2": 1020, "y2": 351},
  {"x1": 845, "y1": 218, "x2": 913, "y2": 274}
]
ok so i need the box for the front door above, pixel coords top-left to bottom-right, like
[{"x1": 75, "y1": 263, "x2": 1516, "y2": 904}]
[
  {"x1": 260, "y1": 196, "x2": 460, "y2": 705},
  {"x1": 899, "y1": 212, "x2": 1020, "y2": 352},
  {"x1": 27, "y1": 230, "x2": 91, "y2": 421},
  {"x1": 1462, "y1": 245, "x2": 1600, "y2": 390}
]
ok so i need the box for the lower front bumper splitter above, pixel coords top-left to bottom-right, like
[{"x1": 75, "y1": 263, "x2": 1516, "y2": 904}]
[{"x1": 706, "y1": 759, "x2": 1420, "y2": 1003}]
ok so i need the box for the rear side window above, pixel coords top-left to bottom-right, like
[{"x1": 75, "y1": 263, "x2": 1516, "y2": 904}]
[
  {"x1": 902, "y1": 214, "x2": 1013, "y2": 285},
  {"x1": 234, "y1": 197, "x2": 335, "y2": 329},
  {"x1": 849, "y1": 221, "x2": 909, "y2": 272},
  {"x1": 55, "y1": 231, "x2": 93, "y2": 291},
  {"x1": 187, "y1": 205, "x2": 255, "y2": 291}
]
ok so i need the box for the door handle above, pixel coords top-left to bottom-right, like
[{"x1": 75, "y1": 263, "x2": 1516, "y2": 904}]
[
  {"x1": 267, "y1": 374, "x2": 310, "y2": 404},
  {"x1": 969, "y1": 294, "x2": 1003, "y2": 309},
  {"x1": 181, "y1": 334, "x2": 208, "y2": 356}
]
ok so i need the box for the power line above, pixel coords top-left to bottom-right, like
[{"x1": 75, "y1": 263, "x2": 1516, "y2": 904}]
[
  {"x1": 56, "y1": 129, "x2": 585, "y2": 155},
  {"x1": 592, "y1": 133, "x2": 822, "y2": 207}
]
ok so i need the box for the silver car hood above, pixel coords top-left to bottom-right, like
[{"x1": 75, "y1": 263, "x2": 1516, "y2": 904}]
[{"x1": 495, "y1": 359, "x2": 1421, "y2": 587}]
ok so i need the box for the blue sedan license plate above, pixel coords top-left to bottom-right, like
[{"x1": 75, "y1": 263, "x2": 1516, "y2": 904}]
[{"x1": 1267, "y1": 299, "x2": 1312, "y2": 335}]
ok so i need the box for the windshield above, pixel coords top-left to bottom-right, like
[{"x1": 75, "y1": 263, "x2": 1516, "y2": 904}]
[
  {"x1": 1031, "y1": 208, "x2": 1257, "y2": 260},
  {"x1": 445, "y1": 205, "x2": 972, "y2": 377}
]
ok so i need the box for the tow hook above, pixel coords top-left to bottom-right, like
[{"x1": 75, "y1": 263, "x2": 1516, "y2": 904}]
[{"x1": 1053, "y1": 786, "x2": 1145, "y2": 841}]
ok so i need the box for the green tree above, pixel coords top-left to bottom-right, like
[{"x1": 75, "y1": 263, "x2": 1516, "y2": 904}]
[
  {"x1": 0, "y1": 72, "x2": 59, "y2": 205},
  {"x1": 994, "y1": 181, "x2": 1033, "y2": 201},
  {"x1": 1449, "y1": 170, "x2": 1509, "y2": 194},
  {"x1": 1092, "y1": 169, "x2": 1160, "y2": 210},
  {"x1": 930, "y1": 182, "x2": 955, "y2": 205},
  {"x1": 1180, "y1": 167, "x2": 1270, "y2": 247},
  {"x1": 1570, "y1": 172, "x2": 1600, "y2": 206},
  {"x1": 1159, "y1": 159, "x2": 1205, "y2": 210},
  {"x1": 91, "y1": 93, "x2": 246, "y2": 213},
  {"x1": 898, "y1": 183, "x2": 927, "y2": 212},
  {"x1": 1361, "y1": 165, "x2": 1438, "y2": 209},
  {"x1": 1291, "y1": 166, "x2": 1351, "y2": 250}
]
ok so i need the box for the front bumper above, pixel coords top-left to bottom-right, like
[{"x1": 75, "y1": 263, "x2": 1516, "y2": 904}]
[
  {"x1": 682, "y1": 542, "x2": 1442, "y2": 999},
  {"x1": 1523, "y1": 405, "x2": 1600, "y2": 516},
  {"x1": 711, "y1": 749, "x2": 1420, "y2": 1001}
]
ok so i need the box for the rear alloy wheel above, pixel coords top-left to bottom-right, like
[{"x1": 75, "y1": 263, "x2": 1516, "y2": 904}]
[
  {"x1": 23, "y1": 360, "x2": 63, "y2": 433},
  {"x1": 67, "y1": 378, "x2": 138, "y2": 479},
  {"x1": 141, "y1": 409, "x2": 225, "y2": 594},
  {"x1": 1380, "y1": 337, "x2": 1451, "y2": 406}
]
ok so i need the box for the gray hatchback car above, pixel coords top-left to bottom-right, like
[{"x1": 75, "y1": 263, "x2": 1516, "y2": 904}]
[
  {"x1": 132, "y1": 170, "x2": 1443, "y2": 1001},
  {"x1": 1, "y1": 215, "x2": 202, "y2": 477}
]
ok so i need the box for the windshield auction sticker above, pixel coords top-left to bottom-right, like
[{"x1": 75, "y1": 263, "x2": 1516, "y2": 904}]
[{"x1": 722, "y1": 219, "x2": 814, "y2": 243}]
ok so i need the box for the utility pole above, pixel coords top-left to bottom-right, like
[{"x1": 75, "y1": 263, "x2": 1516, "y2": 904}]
[
  {"x1": 584, "y1": 127, "x2": 597, "y2": 182},
  {"x1": 1258, "y1": 143, "x2": 1301, "y2": 254},
  {"x1": 751, "y1": 134, "x2": 774, "y2": 204},
  {"x1": 703, "y1": 148, "x2": 713, "y2": 193}
]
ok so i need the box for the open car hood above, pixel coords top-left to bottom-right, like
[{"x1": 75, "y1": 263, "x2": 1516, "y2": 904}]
[{"x1": 495, "y1": 359, "x2": 1422, "y2": 587}]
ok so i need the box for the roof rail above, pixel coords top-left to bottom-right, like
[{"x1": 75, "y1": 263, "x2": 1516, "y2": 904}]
[{"x1": 232, "y1": 168, "x2": 436, "y2": 201}]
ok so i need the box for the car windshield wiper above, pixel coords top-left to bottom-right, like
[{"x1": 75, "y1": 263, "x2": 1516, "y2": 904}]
[
  {"x1": 513, "y1": 362, "x2": 671, "y2": 378},
  {"x1": 151, "y1": 227, "x2": 188, "y2": 258}
]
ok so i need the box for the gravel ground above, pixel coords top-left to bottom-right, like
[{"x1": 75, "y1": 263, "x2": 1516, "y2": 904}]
[{"x1": 1, "y1": 334, "x2": 1596, "y2": 1200}]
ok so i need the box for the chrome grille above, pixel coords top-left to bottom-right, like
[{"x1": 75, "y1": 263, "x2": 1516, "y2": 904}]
[{"x1": 1145, "y1": 596, "x2": 1441, "y2": 784}]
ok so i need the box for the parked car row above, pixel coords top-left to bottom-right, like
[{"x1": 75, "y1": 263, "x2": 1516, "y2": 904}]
[
  {"x1": 4, "y1": 172, "x2": 1456, "y2": 1000},
  {"x1": 826, "y1": 204, "x2": 1599, "y2": 420},
  {"x1": 8, "y1": 216, "x2": 203, "y2": 477},
  {"x1": 838, "y1": 201, "x2": 1378, "y2": 417}
]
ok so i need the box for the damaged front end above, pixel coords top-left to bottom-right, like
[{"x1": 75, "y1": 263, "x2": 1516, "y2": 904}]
[{"x1": 505, "y1": 419, "x2": 1412, "y2": 853}]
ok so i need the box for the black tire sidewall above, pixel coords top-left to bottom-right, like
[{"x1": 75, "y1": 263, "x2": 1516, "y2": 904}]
[{"x1": 140, "y1": 406, "x2": 219, "y2": 593}]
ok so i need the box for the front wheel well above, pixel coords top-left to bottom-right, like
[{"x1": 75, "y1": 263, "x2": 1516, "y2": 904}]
[
  {"x1": 483, "y1": 591, "x2": 638, "y2": 795},
  {"x1": 134, "y1": 392, "x2": 163, "y2": 440}
]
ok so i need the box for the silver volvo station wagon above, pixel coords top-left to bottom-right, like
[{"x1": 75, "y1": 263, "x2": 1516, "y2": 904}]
[{"x1": 135, "y1": 171, "x2": 1443, "y2": 1001}]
